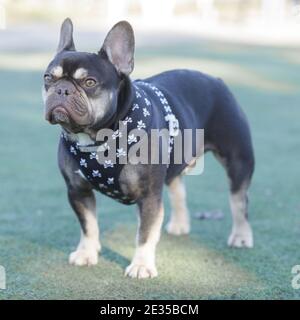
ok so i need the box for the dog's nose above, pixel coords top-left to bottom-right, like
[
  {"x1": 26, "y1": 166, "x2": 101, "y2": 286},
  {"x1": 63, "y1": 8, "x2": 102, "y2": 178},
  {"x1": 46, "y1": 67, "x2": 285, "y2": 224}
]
[{"x1": 56, "y1": 87, "x2": 70, "y2": 96}]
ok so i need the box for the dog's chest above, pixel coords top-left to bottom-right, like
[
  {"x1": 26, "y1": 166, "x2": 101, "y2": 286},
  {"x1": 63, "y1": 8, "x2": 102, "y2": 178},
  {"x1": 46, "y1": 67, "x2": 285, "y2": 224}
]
[{"x1": 62, "y1": 81, "x2": 178, "y2": 204}]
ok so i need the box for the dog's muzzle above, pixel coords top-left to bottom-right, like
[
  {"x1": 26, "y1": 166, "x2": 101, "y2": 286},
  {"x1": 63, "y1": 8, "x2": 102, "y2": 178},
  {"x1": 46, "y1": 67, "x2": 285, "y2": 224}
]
[
  {"x1": 47, "y1": 106, "x2": 70, "y2": 124},
  {"x1": 45, "y1": 79, "x2": 91, "y2": 126}
]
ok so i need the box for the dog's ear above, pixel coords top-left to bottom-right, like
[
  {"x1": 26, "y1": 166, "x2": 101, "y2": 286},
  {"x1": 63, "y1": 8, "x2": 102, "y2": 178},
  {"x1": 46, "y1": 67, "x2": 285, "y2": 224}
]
[
  {"x1": 100, "y1": 21, "x2": 135, "y2": 76},
  {"x1": 57, "y1": 18, "x2": 76, "y2": 52}
]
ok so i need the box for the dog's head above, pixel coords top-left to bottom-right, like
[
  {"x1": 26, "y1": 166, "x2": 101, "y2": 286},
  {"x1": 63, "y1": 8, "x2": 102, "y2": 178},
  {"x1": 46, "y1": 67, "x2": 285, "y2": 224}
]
[{"x1": 43, "y1": 18, "x2": 135, "y2": 133}]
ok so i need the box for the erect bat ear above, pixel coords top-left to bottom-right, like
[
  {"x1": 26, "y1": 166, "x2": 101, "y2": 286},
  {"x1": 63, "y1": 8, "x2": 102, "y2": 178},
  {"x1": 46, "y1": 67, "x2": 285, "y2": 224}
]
[
  {"x1": 57, "y1": 18, "x2": 76, "y2": 53},
  {"x1": 99, "y1": 21, "x2": 135, "y2": 76}
]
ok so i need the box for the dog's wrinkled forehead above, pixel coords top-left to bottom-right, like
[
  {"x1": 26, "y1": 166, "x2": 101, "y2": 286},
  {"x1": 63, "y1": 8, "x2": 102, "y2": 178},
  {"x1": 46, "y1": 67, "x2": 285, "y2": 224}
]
[{"x1": 47, "y1": 51, "x2": 116, "y2": 85}]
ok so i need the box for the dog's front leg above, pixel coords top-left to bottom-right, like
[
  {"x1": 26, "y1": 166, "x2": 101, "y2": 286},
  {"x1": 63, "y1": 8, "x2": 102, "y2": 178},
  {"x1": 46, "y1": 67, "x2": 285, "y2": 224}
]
[
  {"x1": 125, "y1": 195, "x2": 164, "y2": 279},
  {"x1": 68, "y1": 187, "x2": 101, "y2": 266},
  {"x1": 58, "y1": 141, "x2": 101, "y2": 266}
]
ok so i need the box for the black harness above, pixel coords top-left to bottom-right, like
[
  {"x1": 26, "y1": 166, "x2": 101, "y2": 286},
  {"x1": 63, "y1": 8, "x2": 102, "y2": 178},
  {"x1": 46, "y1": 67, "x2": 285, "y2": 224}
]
[{"x1": 61, "y1": 80, "x2": 180, "y2": 205}]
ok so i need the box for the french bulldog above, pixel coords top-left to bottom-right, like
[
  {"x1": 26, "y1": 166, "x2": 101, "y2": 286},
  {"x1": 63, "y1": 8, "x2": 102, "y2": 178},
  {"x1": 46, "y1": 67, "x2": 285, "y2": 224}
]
[{"x1": 43, "y1": 18, "x2": 255, "y2": 279}]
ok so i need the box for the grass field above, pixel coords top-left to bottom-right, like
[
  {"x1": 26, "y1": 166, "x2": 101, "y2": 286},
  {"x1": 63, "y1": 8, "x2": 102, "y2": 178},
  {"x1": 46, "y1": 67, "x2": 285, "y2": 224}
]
[{"x1": 0, "y1": 38, "x2": 300, "y2": 300}]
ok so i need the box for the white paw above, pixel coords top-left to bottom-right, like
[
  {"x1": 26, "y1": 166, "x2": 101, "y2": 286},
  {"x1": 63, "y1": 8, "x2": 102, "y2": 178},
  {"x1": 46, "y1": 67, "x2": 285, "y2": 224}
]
[
  {"x1": 227, "y1": 223, "x2": 253, "y2": 248},
  {"x1": 165, "y1": 219, "x2": 190, "y2": 236},
  {"x1": 69, "y1": 249, "x2": 99, "y2": 266},
  {"x1": 69, "y1": 242, "x2": 100, "y2": 266},
  {"x1": 125, "y1": 263, "x2": 158, "y2": 279}
]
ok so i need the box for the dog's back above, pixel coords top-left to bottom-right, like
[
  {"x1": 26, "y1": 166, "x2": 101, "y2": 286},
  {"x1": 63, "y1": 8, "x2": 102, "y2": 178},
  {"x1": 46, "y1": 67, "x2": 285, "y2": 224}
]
[{"x1": 145, "y1": 69, "x2": 255, "y2": 191}]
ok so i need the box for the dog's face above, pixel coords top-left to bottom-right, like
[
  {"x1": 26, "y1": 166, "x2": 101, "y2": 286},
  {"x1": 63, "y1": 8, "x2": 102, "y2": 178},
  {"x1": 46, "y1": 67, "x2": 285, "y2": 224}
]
[{"x1": 43, "y1": 18, "x2": 135, "y2": 133}]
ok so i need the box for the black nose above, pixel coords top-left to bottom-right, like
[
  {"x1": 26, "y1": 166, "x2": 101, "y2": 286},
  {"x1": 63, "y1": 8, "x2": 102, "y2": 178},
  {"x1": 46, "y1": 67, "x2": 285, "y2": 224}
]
[{"x1": 56, "y1": 87, "x2": 70, "y2": 96}]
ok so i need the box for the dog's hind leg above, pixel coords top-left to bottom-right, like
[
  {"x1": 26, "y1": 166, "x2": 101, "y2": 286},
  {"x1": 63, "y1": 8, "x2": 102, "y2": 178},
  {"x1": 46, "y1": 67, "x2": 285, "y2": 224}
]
[
  {"x1": 213, "y1": 150, "x2": 254, "y2": 248},
  {"x1": 228, "y1": 183, "x2": 253, "y2": 248},
  {"x1": 165, "y1": 176, "x2": 190, "y2": 235}
]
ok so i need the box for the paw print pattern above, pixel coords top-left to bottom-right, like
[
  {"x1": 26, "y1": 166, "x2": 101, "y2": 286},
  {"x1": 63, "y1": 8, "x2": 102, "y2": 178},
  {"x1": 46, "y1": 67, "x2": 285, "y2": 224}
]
[
  {"x1": 104, "y1": 160, "x2": 114, "y2": 168},
  {"x1": 122, "y1": 116, "x2": 133, "y2": 125},
  {"x1": 70, "y1": 146, "x2": 77, "y2": 155},
  {"x1": 132, "y1": 103, "x2": 139, "y2": 111},
  {"x1": 128, "y1": 134, "x2": 137, "y2": 145},
  {"x1": 90, "y1": 152, "x2": 98, "y2": 160},
  {"x1": 116, "y1": 148, "x2": 126, "y2": 157},
  {"x1": 135, "y1": 90, "x2": 142, "y2": 99},
  {"x1": 112, "y1": 130, "x2": 122, "y2": 140},
  {"x1": 143, "y1": 108, "x2": 150, "y2": 117},
  {"x1": 92, "y1": 170, "x2": 101, "y2": 178},
  {"x1": 137, "y1": 120, "x2": 146, "y2": 130},
  {"x1": 64, "y1": 81, "x2": 176, "y2": 206},
  {"x1": 107, "y1": 177, "x2": 114, "y2": 185},
  {"x1": 144, "y1": 98, "x2": 151, "y2": 106},
  {"x1": 80, "y1": 158, "x2": 87, "y2": 168}
]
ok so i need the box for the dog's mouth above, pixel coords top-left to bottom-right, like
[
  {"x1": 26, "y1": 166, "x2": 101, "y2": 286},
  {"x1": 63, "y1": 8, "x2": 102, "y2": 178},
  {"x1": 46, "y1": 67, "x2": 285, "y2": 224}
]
[
  {"x1": 45, "y1": 104, "x2": 86, "y2": 134},
  {"x1": 46, "y1": 106, "x2": 70, "y2": 125}
]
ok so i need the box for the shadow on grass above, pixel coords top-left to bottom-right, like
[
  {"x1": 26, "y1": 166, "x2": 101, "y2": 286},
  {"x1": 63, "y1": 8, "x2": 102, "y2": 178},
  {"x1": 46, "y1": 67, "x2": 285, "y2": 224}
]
[
  {"x1": 0, "y1": 230, "x2": 263, "y2": 300},
  {"x1": 101, "y1": 246, "x2": 130, "y2": 269}
]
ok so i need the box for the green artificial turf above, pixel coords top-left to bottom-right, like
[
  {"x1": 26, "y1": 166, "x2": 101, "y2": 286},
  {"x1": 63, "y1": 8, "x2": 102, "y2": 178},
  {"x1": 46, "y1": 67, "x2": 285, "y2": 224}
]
[{"x1": 0, "y1": 39, "x2": 300, "y2": 299}]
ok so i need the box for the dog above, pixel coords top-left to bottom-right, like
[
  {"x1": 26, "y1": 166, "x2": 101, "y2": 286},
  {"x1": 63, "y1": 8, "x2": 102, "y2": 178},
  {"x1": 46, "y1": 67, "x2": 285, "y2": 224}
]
[{"x1": 43, "y1": 18, "x2": 255, "y2": 279}]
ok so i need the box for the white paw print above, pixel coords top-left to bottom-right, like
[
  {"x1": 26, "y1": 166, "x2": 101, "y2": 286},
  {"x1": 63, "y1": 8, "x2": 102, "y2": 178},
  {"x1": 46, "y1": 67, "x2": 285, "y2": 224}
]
[
  {"x1": 144, "y1": 98, "x2": 151, "y2": 106},
  {"x1": 80, "y1": 158, "x2": 87, "y2": 168},
  {"x1": 132, "y1": 103, "x2": 139, "y2": 111},
  {"x1": 107, "y1": 177, "x2": 114, "y2": 185},
  {"x1": 128, "y1": 134, "x2": 137, "y2": 145},
  {"x1": 116, "y1": 148, "x2": 126, "y2": 157},
  {"x1": 112, "y1": 130, "x2": 122, "y2": 140},
  {"x1": 160, "y1": 97, "x2": 168, "y2": 105},
  {"x1": 70, "y1": 146, "x2": 77, "y2": 155},
  {"x1": 137, "y1": 120, "x2": 146, "y2": 130},
  {"x1": 89, "y1": 152, "x2": 98, "y2": 160},
  {"x1": 164, "y1": 105, "x2": 171, "y2": 113},
  {"x1": 92, "y1": 170, "x2": 101, "y2": 178},
  {"x1": 104, "y1": 160, "x2": 114, "y2": 168},
  {"x1": 61, "y1": 131, "x2": 68, "y2": 140},
  {"x1": 122, "y1": 116, "x2": 133, "y2": 125},
  {"x1": 143, "y1": 108, "x2": 150, "y2": 117}
]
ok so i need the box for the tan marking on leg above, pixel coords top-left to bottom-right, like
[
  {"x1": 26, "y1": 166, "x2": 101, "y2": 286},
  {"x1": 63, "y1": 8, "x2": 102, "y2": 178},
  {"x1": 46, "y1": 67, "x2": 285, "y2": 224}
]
[
  {"x1": 228, "y1": 186, "x2": 253, "y2": 248},
  {"x1": 69, "y1": 206, "x2": 101, "y2": 266},
  {"x1": 166, "y1": 177, "x2": 190, "y2": 235},
  {"x1": 125, "y1": 203, "x2": 164, "y2": 279}
]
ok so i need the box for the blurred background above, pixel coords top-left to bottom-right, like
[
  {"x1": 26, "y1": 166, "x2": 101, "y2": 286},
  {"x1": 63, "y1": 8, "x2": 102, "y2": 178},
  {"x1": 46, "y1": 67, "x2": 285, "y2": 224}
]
[
  {"x1": 1, "y1": 0, "x2": 300, "y2": 75},
  {"x1": 0, "y1": 0, "x2": 300, "y2": 299},
  {"x1": 1, "y1": 0, "x2": 300, "y2": 82},
  {"x1": 2, "y1": 0, "x2": 300, "y2": 39}
]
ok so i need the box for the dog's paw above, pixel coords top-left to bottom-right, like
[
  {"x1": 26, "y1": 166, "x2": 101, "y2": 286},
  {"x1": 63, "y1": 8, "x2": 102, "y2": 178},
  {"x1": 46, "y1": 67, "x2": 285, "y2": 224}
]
[
  {"x1": 125, "y1": 263, "x2": 158, "y2": 279},
  {"x1": 165, "y1": 219, "x2": 190, "y2": 236},
  {"x1": 227, "y1": 223, "x2": 253, "y2": 248},
  {"x1": 69, "y1": 247, "x2": 99, "y2": 266}
]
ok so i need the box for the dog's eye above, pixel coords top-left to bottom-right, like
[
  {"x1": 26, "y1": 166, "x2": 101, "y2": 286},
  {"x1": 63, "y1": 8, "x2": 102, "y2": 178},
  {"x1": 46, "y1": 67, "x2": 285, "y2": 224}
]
[
  {"x1": 85, "y1": 78, "x2": 97, "y2": 87},
  {"x1": 44, "y1": 73, "x2": 52, "y2": 82}
]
